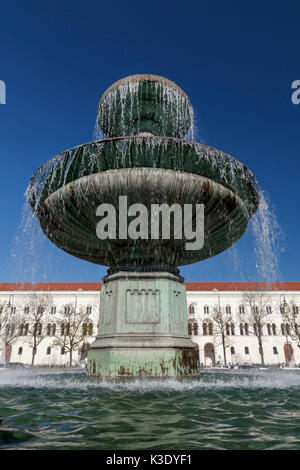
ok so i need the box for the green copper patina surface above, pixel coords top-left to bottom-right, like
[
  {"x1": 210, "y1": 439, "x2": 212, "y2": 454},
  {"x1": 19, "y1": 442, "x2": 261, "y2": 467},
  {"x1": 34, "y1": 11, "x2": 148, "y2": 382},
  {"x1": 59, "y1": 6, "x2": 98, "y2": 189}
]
[{"x1": 28, "y1": 74, "x2": 259, "y2": 378}]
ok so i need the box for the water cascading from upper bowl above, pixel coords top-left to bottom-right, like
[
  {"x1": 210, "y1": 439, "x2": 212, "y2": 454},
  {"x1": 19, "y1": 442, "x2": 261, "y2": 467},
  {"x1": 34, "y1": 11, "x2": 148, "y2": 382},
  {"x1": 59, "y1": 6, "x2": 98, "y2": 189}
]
[{"x1": 27, "y1": 74, "x2": 259, "y2": 378}]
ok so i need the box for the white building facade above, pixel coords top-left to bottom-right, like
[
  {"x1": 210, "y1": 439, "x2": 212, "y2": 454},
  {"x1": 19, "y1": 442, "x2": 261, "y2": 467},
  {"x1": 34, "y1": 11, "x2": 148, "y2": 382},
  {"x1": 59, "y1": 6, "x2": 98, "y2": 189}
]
[{"x1": 0, "y1": 282, "x2": 299, "y2": 367}]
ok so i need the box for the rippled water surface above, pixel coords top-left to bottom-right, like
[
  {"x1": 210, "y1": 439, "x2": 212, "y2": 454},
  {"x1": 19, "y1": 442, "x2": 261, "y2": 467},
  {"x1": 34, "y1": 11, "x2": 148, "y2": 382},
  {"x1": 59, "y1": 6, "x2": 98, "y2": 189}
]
[{"x1": 0, "y1": 368, "x2": 300, "y2": 450}]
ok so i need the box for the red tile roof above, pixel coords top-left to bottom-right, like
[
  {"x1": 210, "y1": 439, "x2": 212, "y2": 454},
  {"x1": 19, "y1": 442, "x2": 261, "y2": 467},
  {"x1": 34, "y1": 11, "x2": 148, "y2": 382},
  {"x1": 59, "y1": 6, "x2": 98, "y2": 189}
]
[{"x1": 0, "y1": 282, "x2": 299, "y2": 291}]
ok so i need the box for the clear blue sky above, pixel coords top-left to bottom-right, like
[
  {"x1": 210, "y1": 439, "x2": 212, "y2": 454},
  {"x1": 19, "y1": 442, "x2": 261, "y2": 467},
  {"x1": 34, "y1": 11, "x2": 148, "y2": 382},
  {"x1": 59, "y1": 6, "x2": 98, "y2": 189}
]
[{"x1": 0, "y1": 0, "x2": 299, "y2": 283}]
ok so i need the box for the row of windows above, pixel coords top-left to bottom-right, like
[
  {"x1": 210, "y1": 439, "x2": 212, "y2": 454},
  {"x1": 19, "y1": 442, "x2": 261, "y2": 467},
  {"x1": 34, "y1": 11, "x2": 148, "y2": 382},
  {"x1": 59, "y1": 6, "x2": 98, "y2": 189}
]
[
  {"x1": 3, "y1": 323, "x2": 93, "y2": 337},
  {"x1": 188, "y1": 304, "x2": 299, "y2": 315},
  {"x1": 0, "y1": 306, "x2": 93, "y2": 315},
  {"x1": 188, "y1": 321, "x2": 298, "y2": 337},
  {"x1": 17, "y1": 346, "x2": 68, "y2": 355},
  {"x1": 229, "y1": 346, "x2": 279, "y2": 355}
]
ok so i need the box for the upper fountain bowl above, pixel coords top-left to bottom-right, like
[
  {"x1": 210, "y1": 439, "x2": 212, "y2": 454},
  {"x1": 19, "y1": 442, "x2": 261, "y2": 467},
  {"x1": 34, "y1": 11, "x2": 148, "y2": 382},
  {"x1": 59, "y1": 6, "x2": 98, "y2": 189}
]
[{"x1": 97, "y1": 74, "x2": 193, "y2": 138}]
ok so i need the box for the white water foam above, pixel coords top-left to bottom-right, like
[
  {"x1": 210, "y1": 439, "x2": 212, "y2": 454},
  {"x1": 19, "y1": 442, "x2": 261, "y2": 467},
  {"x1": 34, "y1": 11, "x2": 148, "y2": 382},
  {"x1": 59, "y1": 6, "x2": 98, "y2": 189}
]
[{"x1": 0, "y1": 369, "x2": 300, "y2": 392}]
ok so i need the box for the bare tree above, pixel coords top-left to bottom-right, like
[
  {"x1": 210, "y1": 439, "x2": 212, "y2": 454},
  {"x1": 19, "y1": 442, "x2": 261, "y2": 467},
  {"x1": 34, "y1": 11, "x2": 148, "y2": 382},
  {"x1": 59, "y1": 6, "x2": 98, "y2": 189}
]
[
  {"x1": 23, "y1": 293, "x2": 53, "y2": 366},
  {"x1": 0, "y1": 301, "x2": 25, "y2": 363},
  {"x1": 243, "y1": 291, "x2": 271, "y2": 365},
  {"x1": 52, "y1": 303, "x2": 92, "y2": 367},
  {"x1": 280, "y1": 298, "x2": 300, "y2": 357},
  {"x1": 209, "y1": 302, "x2": 233, "y2": 365}
]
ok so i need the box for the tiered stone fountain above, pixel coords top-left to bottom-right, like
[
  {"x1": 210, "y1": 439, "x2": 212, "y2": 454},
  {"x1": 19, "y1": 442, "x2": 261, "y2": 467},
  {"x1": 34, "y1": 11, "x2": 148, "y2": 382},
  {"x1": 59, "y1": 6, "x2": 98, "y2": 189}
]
[{"x1": 27, "y1": 74, "x2": 259, "y2": 378}]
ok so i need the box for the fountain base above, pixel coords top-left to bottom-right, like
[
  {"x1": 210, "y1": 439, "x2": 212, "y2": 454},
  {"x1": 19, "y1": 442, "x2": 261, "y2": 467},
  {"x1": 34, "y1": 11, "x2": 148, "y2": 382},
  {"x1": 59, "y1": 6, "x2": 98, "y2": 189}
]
[{"x1": 87, "y1": 271, "x2": 199, "y2": 378}]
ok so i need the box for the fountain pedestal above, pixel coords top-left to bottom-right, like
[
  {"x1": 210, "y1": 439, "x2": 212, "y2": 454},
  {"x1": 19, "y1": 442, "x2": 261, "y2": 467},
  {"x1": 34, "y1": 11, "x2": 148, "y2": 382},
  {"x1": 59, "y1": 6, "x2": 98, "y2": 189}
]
[{"x1": 87, "y1": 271, "x2": 199, "y2": 378}]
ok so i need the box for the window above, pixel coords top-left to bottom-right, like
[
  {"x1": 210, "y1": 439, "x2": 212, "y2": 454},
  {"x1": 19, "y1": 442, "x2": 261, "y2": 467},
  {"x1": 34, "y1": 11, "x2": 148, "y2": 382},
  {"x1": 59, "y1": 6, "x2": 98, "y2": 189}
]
[
  {"x1": 208, "y1": 323, "x2": 213, "y2": 336},
  {"x1": 86, "y1": 306, "x2": 92, "y2": 315},
  {"x1": 18, "y1": 347, "x2": 23, "y2": 355},
  {"x1": 37, "y1": 306, "x2": 43, "y2": 314},
  {"x1": 280, "y1": 305, "x2": 284, "y2": 314},
  {"x1": 24, "y1": 306, "x2": 29, "y2": 314},
  {"x1": 245, "y1": 346, "x2": 249, "y2": 355},
  {"x1": 46, "y1": 346, "x2": 51, "y2": 355},
  {"x1": 240, "y1": 323, "x2": 244, "y2": 335},
  {"x1": 83, "y1": 323, "x2": 88, "y2": 336},
  {"x1": 266, "y1": 305, "x2": 272, "y2": 314},
  {"x1": 272, "y1": 324, "x2": 277, "y2": 335},
  {"x1": 273, "y1": 346, "x2": 278, "y2": 355},
  {"x1": 252, "y1": 306, "x2": 258, "y2": 314},
  {"x1": 18, "y1": 324, "x2": 24, "y2": 336},
  {"x1": 281, "y1": 323, "x2": 285, "y2": 335},
  {"x1": 51, "y1": 306, "x2": 56, "y2": 315},
  {"x1": 52, "y1": 324, "x2": 56, "y2": 336},
  {"x1": 245, "y1": 324, "x2": 249, "y2": 336},
  {"x1": 64, "y1": 306, "x2": 70, "y2": 315},
  {"x1": 239, "y1": 305, "x2": 245, "y2": 314},
  {"x1": 193, "y1": 322, "x2": 198, "y2": 336},
  {"x1": 188, "y1": 322, "x2": 192, "y2": 335},
  {"x1": 231, "y1": 323, "x2": 235, "y2": 336},
  {"x1": 47, "y1": 324, "x2": 52, "y2": 336},
  {"x1": 226, "y1": 305, "x2": 231, "y2": 314},
  {"x1": 267, "y1": 324, "x2": 272, "y2": 335},
  {"x1": 204, "y1": 305, "x2": 209, "y2": 315},
  {"x1": 61, "y1": 323, "x2": 65, "y2": 336},
  {"x1": 293, "y1": 305, "x2": 299, "y2": 315},
  {"x1": 34, "y1": 323, "x2": 42, "y2": 336},
  {"x1": 11, "y1": 306, "x2": 16, "y2": 314},
  {"x1": 230, "y1": 347, "x2": 235, "y2": 355},
  {"x1": 61, "y1": 347, "x2": 65, "y2": 355},
  {"x1": 286, "y1": 324, "x2": 290, "y2": 335},
  {"x1": 0, "y1": 306, "x2": 2, "y2": 314},
  {"x1": 226, "y1": 324, "x2": 230, "y2": 336},
  {"x1": 23, "y1": 324, "x2": 29, "y2": 336},
  {"x1": 203, "y1": 323, "x2": 208, "y2": 336},
  {"x1": 188, "y1": 304, "x2": 195, "y2": 315},
  {"x1": 254, "y1": 324, "x2": 258, "y2": 335}
]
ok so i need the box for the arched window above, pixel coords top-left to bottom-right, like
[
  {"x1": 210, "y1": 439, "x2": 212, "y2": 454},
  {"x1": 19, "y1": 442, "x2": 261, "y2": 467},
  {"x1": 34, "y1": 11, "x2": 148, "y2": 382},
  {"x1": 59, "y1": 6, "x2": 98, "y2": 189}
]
[
  {"x1": 272, "y1": 324, "x2": 277, "y2": 335},
  {"x1": 11, "y1": 306, "x2": 16, "y2": 314},
  {"x1": 245, "y1": 323, "x2": 249, "y2": 336},
  {"x1": 86, "y1": 306, "x2": 92, "y2": 315},
  {"x1": 204, "y1": 305, "x2": 209, "y2": 315},
  {"x1": 231, "y1": 323, "x2": 235, "y2": 336},
  {"x1": 52, "y1": 324, "x2": 56, "y2": 336},
  {"x1": 281, "y1": 323, "x2": 285, "y2": 335},
  {"x1": 46, "y1": 346, "x2": 51, "y2": 355},
  {"x1": 245, "y1": 346, "x2": 249, "y2": 355},
  {"x1": 193, "y1": 322, "x2": 198, "y2": 336},
  {"x1": 240, "y1": 323, "x2": 244, "y2": 335},
  {"x1": 226, "y1": 324, "x2": 230, "y2": 336},
  {"x1": 51, "y1": 306, "x2": 56, "y2": 315},
  {"x1": 266, "y1": 305, "x2": 272, "y2": 314},
  {"x1": 230, "y1": 346, "x2": 235, "y2": 355},
  {"x1": 267, "y1": 324, "x2": 272, "y2": 335},
  {"x1": 83, "y1": 323, "x2": 88, "y2": 336},
  {"x1": 203, "y1": 323, "x2": 208, "y2": 336},
  {"x1": 239, "y1": 305, "x2": 245, "y2": 314},
  {"x1": 61, "y1": 323, "x2": 65, "y2": 336},
  {"x1": 286, "y1": 324, "x2": 290, "y2": 335},
  {"x1": 18, "y1": 347, "x2": 22, "y2": 355},
  {"x1": 47, "y1": 324, "x2": 52, "y2": 336},
  {"x1": 226, "y1": 305, "x2": 231, "y2": 314},
  {"x1": 37, "y1": 324, "x2": 42, "y2": 336},
  {"x1": 88, "y1": 323, "x2": 93, "y2": 336},
  {"x1": 273, "y1": 346, "x2": 278, "y2": 355},
  {"x1": 23, "y1": 324, "x2": 29, "y2": 336},
  {"x1": 188, "y1": 322, "x2": 192, "y2": 335},
  {"x1": 208, "y1": 323, "x2": 213, "y2": 336}
]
